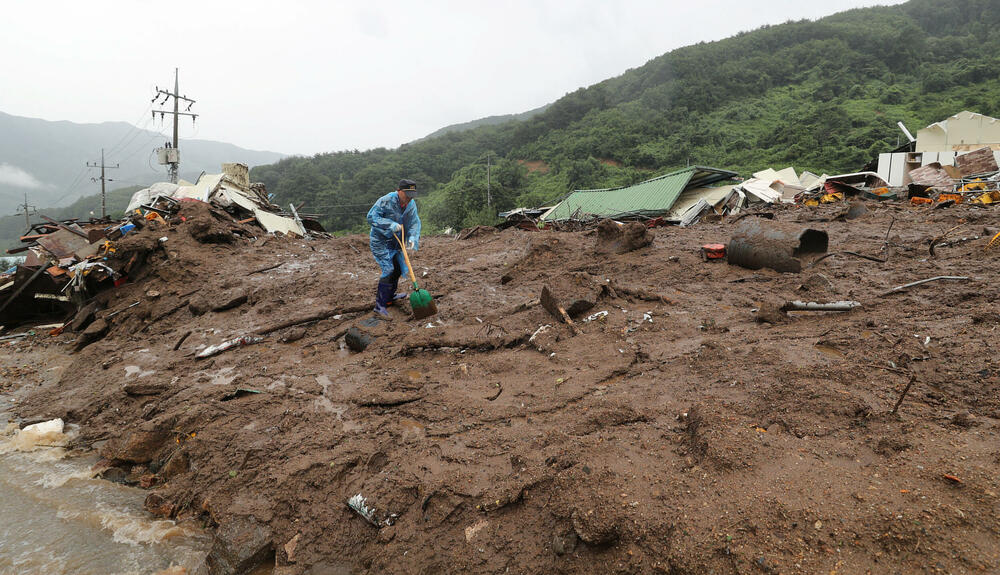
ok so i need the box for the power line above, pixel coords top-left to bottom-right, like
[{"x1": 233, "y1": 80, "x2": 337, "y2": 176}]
[
  {"x1": 105, "y1": 101, "x2": 155, "y2": 158},
  {"x1": 48, "y1": 165, "x2": 92, "y2": 207},
  {"x1": 14, "y1": 193, "x2": 37, "y2": 230},
  {"x1": 86, "y1": 149, "x2": 120, "y2": 218},
  {"x1": 113, "y1": 125, "x2": 170, "y2": 167},
  {"x1": 106, "y1": 114, "x2": 157, "y2": 164}
]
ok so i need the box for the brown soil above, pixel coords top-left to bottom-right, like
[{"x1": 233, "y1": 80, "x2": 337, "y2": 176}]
[
  {"x1": 518, "y1": 160, "x2": 550, "y2": 174},
  {"x1": 6, "y1": 201, "x2": 1000, "y2": 574}
]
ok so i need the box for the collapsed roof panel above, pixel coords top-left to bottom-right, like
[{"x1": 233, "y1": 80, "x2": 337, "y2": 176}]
[{"x1": 541, "y1": 166, "x2": 737, "y2": 221}]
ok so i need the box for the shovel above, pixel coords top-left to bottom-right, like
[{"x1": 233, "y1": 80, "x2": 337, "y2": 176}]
[{"x1": 394, "y1": 226, "x2": 438, "y2": 320}]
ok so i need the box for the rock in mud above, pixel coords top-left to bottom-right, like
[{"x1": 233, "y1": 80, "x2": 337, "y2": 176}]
[
  {"x1": 213, "y1": 289, "x2": 248, "y2": 312},
  {"x1": 282, "y1": 533, "x2": 301, "y2": 564},
  {"x1": 595, "y1": 220, "x2": 653, "y2": 254},
  {"x1": 280, "y1": 327, "x2": 307, "y2": 343},
  {"x1": 103, "y1": 426, "x2": 169, "y2": 463},
  {"x1": 206, "y1": 515, "x2": 274, "y2": 575},
  {"x1": 144, "y1": 493, "x2": 176, "y2": 518},
  {"x1": 754, "y1": 302, "x2": 788, "y2": 324},
  {"x1": 552, "y1": 532, "x2": 579, "y2": 555},
  {"x1": 75, "y1": 318, "x2": 109, "y2": 350},
  {"x1": 345, "y1": 327, "x2": 374, "y2": 352},
  {"x1": 160, "y1": 449, "x2": 190, "y2": 479},
  {"x1": 189, "y1": 294, "x2": 211, "y2": 316},
  {"x1": 798, "y1": 273, "x2": 834, "y2": 294},
  {"x1": 100, "y1": 466, "x2": 128, "y2": 484},
  {"x1": 571, "y1": 506, "x2": 619, "y2": 546},
  {"x1": 70, "y1": 301, "x2": 100, "y2": 332},
  {"x1": 123, "y1": 380, "x2": 169, "y2": 396},
  {"x1": 183, "y1": 209, "x2": 235, "y2": 244}
]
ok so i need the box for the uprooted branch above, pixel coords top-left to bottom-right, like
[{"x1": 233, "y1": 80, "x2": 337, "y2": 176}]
[
  {"x1": 880, "y1": 276, "x2": 971, "y2": 296},
  {"x1": 606, "y1": 281, "x2": 675, "y2": 305},
  {"x1": 255, "y1": 304, "x2": 371, "y2": 335}
]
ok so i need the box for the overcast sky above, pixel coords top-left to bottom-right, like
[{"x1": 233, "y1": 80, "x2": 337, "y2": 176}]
[{"x1": 1, "y1": 0, "x2": 904, "y2": 157}]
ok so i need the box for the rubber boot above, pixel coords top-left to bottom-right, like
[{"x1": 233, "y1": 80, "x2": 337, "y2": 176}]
[{"x1": 374, "y1": 282, "x2": 395, "y2": 317}]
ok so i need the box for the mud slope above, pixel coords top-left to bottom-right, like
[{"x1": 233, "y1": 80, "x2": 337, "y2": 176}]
[{"x1": 10, "y1": 202, "x2": 1000, "y2": 574}]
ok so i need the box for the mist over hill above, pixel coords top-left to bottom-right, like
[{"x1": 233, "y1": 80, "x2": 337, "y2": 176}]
[{"x1": 0, "y1": 111, "x2": 284, "y2": 214}]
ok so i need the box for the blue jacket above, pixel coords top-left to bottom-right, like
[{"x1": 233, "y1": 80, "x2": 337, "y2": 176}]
[{"x1": 367, "y1": 191, "x2": 421, "y2": 276}]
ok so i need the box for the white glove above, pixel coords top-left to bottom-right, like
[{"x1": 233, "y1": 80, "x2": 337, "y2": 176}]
[
  {"x1": 407, "y1": 240, "x2": 418, "y2": 252},
  {"x1": 391, "y1": 222, "x2": 402, "y2": 233}
]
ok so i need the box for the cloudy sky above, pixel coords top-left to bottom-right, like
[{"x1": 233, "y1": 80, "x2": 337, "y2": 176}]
[{"x1": 1, "y1": 0, "x2": 904, "y2": 156}]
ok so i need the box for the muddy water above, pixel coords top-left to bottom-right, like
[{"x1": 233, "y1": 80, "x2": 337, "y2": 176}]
[{"x1": 0, "y1": 421, "x2": 212, "y2": 575}]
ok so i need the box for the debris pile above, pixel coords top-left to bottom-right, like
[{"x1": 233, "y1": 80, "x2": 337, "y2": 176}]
[{"x1": 0, "y1": 163, "x2": 326, "y2": 328}]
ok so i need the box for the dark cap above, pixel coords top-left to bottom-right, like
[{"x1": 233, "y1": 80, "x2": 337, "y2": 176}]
[{"x1": 397, "y1": 179, "x2": 417, "y2": 194}]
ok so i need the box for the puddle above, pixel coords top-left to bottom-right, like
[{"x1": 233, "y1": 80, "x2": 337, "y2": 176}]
[
  {"x1": 123, "y1": 366, "x2": 156, "y2": 380},
  {"x1": 814, "y1": 344, "x2": 845, "y2": 358},
  {"x1": 405, "y1": 370, "x2": 423, "y2": 382},
  {"x1": 209, "y1": 366, "x2": 237, "y2": 386},
  {"x1": 315, "y1": 376, "x2": 360, "y2": 432},
  {"x1": 399, "y1": 418, "x2": 426, "y2": 441}
]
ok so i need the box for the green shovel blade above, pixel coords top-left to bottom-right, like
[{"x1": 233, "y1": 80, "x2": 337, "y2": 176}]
[{"x1": 409, "y1": 288, "x2": 433, "y2": 309}]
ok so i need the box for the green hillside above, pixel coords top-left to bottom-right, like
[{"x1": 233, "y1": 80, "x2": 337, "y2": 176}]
[{"x1": 251, "y1": 0, "x2": 1000, "y2": 232}]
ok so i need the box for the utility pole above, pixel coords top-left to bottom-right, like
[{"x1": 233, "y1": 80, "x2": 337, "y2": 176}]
[
  {"x1": 87, "y1": 148, "x2": 119, "y2": 219},
  {"x1": 486, "y1": 153, "x2": 492, "y2": 207},
  {"x1": 153, "y1": 68, "x2": 197, "y2": 183},
  {"x1": 15, "y1": 193, "x2": 36, "y2": 230}
]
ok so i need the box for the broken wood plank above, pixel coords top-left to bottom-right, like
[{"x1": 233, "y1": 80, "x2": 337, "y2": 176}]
[
  {"x1": 39, "y1": 215, "x2": 89, "y2": 239},
  {"x1": 540, "y1": 285, "x2": 579, "y2": 335}
]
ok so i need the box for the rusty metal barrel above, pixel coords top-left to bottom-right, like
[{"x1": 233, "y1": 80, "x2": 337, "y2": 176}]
[{"x1": 727, "y1": 218, "x2": 828, "y2": 273}]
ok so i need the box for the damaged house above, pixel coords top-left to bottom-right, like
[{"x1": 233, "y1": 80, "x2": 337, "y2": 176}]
[
  {"x1": 0, "y1": 163, "x2": 325, "y2": 328},
  {"x1": 876, "y1": 111, "x2": 1000, "y2": 187},
  {"x1": 540, "y1": 166, "x2": 740, "y2": 226}
]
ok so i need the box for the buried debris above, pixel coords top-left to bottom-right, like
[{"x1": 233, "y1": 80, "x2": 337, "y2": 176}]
[
  {"x1": 345, "y1": 327, "x2": 375, "y2": 352},
  {"x1": 756, "y1": 300, "x2": 860, "y2": 322},
  {"x1": 728, "y1": 219, "x2": 828, "y2": 273},
  {"x1": 890, "y1": 374, "x2": 918, "y2": 415},
  {"x1": 195, "y1": 335, "x2": 265, "y2": 359},
  {"x1": 347, "y1": 493, "x2": 396, "y2": 528},
  {"x1": 700, "y1": 243, "x2": 726, "y2": 261},
  {"x1": 781, "y1": 300, "x2": 862, "y2": 312},
  {"x1": 540, "y1": 286, "x2": 579, "y2": 335}
]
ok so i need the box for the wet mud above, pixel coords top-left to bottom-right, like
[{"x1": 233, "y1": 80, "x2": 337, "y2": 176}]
[{"x1": 4, "y1": 201, "x2": 1000, "y2": 574}]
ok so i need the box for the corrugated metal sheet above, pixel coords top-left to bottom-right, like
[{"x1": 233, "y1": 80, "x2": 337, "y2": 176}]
[{"x1": 541, "y1": 166, "x2": 736, "y2": 221}]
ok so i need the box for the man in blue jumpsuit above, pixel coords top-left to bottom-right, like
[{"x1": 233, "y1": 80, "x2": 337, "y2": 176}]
[{"x1": 366, "y1": 179, "x2": 422, "y2": 316}]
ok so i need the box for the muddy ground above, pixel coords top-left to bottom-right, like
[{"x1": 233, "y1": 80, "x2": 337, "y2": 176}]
[{"x1": 4, "y1": 200, "x2": 1000, "y2": 574}]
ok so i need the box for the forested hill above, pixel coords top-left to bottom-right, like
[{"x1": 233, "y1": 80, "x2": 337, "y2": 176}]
[
  {"x1": 413, "y1": 104, "x2": 551, "y2": 142},
  {"x1": 251, "y1": 0, "x2": 1000, "y2": 233}
]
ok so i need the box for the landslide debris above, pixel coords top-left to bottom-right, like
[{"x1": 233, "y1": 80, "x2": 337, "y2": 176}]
[{"x1": 5, "y1": 203, "x2": 1000, "y2": 575}]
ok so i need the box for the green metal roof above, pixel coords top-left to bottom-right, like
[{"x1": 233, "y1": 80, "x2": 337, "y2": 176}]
[{"x1": 541, "y1": 166, "x2": 738, "y2": 221}]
